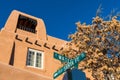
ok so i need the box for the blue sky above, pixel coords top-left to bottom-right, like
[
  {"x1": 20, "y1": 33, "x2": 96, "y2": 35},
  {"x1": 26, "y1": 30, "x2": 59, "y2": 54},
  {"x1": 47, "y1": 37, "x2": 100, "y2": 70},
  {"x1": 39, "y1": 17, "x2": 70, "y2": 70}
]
[{"x1": 0, "y1": 0, "x2": 120, "y2": 40}]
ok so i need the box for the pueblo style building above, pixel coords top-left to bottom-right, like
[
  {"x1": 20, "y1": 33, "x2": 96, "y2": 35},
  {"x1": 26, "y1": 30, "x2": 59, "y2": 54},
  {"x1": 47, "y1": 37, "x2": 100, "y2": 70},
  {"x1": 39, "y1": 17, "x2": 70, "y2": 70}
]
[
  {"x1": 0, "y1": 10, "x2": 92, "y2": 80},
  {"x1": 0, "y1": 10, "x2": 67, "y2": 80}
]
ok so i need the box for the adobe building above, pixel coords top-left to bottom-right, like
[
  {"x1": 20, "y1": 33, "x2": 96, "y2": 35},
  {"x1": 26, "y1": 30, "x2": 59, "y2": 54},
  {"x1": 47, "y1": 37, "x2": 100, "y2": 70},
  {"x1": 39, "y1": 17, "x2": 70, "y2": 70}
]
[
  {"x1": 0, "y1": 10, "x2": 92, "y2": 80},
  {"x1": 0, "y1": 10, "x2": 68, "y2": 80}
]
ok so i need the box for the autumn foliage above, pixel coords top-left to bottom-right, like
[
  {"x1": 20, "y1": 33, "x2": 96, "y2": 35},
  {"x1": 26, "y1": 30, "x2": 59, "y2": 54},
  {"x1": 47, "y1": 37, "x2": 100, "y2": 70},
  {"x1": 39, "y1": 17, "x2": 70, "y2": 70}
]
[{"x1": 60, "y1": 16, "x2": 120, "y2": 80}]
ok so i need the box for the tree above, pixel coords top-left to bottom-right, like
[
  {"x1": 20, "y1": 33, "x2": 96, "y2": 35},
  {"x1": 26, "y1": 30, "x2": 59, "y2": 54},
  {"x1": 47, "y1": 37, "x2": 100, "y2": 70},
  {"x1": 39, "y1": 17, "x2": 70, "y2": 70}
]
[{"x1": 60, "y1": 16, "x2": 120, "y2": 80}]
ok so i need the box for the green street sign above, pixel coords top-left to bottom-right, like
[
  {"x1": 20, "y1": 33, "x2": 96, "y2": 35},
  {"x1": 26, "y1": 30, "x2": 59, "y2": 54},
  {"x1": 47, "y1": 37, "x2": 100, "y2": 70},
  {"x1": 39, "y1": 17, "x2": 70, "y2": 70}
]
[
  {"x1": 54, "y1": 52, "x2": 70, "y2": 62},
  {"x1": 54, "y1": 52, "x2": 79, "y2": 68},
  {"x1": 53, "y1": 52, "x2": 86, "y2": 79}
]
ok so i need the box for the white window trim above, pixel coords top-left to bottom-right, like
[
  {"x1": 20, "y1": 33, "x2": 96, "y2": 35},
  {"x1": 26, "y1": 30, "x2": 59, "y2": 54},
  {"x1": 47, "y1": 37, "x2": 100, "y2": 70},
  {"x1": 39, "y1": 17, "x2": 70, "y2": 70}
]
[{"x1": 27, "y1": 48, "x2": 44, "y2": 69}]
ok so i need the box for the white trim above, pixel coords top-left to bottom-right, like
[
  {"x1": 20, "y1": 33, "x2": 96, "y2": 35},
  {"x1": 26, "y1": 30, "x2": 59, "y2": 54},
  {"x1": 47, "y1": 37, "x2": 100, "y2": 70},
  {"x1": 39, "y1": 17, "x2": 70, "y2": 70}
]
[{"x1": 27, "y1": 48, "x2": 44, "y2": 69}]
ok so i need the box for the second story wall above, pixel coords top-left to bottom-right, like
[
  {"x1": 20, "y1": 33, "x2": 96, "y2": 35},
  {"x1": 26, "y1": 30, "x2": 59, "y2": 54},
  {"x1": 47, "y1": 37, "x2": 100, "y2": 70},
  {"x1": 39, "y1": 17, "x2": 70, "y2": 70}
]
[{"x1": 4, "y1": 10, "x2": 47, "y2": 40}]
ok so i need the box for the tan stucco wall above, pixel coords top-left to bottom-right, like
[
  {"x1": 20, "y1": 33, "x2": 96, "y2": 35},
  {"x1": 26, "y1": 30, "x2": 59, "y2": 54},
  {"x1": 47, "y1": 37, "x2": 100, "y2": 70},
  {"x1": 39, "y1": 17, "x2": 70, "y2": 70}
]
[
  {"x1": 0, "y1": 62, "x2": 52, "y2": 80},
  {"x1": 0, "y1": 29, "x2": 15, "y2": 63}
]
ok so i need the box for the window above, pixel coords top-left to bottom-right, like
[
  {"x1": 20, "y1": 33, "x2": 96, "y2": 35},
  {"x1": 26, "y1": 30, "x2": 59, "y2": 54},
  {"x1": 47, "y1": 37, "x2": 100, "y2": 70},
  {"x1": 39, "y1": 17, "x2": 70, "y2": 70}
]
[
  {"x1": 26, "y1": 48, "x2": 44, "y2": 69},
  {"x1": 17, "y1": 15, "x2": 37, "y2": 33}
]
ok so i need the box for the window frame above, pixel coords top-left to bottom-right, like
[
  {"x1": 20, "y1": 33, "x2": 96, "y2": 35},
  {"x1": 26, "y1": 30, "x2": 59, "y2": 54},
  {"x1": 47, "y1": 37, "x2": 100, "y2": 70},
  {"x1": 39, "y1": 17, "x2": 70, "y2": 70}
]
[
  {"x1": 17, "y1": 15, "x2": 37, "y2": 33},
  {"x1": 26, "y1": 48, "x2": 44, "y2": 69}
]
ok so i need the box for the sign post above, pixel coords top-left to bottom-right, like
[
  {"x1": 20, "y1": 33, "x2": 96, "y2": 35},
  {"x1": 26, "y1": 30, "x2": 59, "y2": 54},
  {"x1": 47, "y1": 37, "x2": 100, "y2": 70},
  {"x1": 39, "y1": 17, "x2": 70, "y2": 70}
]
[
  {"x1": 62, "y1": 68, "x2": 86, "y2": 80},
  {"x1": 53, "y1": 52, "x2": 86, "y2": 79}
]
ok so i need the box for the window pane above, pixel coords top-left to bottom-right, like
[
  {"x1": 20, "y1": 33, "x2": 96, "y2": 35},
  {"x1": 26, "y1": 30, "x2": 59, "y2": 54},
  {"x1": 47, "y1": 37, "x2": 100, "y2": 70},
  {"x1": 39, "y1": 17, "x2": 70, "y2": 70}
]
[
  {"x1": 26, "y1": 49, "x2": 43, "y2": 69},
  {"x1": 27, "y1": 50, "x2": 35, "y2": 66},
  {"x1": 35, "y1": 53, "x2": 42, "y2": 68}
]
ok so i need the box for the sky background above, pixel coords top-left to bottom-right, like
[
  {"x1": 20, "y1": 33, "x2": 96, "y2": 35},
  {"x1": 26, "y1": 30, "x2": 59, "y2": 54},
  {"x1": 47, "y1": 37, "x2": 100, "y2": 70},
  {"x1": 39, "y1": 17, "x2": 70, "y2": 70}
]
[{"x1": 0, "y1": 0, "x2": 120, "y2": 40}]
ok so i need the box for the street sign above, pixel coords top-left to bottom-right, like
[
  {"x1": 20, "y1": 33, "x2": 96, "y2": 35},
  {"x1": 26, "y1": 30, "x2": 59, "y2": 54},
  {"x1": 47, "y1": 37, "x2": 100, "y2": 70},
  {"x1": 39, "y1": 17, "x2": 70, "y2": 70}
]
[
  {"x1": 54, "y1": 52, "x2": 70, "y2": 62},
  {"x1": 53, "y1": 52, "x2": 86, "y2": 79},
  {"x1": 54, "y1": 52, "x2": 79, "y2": 68}
]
